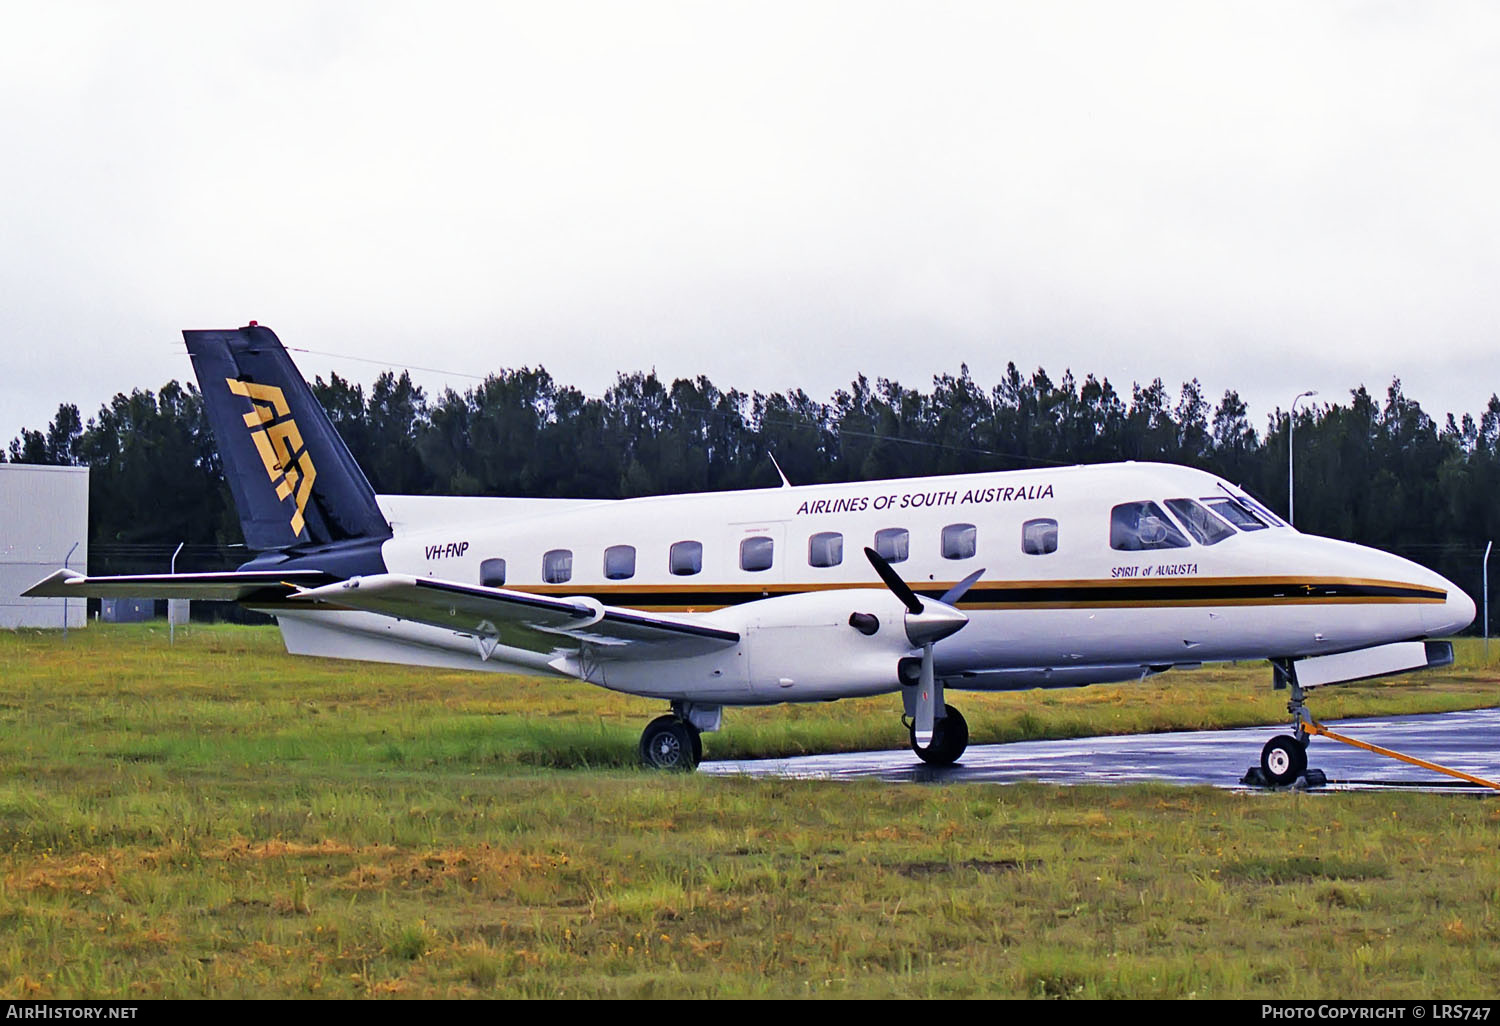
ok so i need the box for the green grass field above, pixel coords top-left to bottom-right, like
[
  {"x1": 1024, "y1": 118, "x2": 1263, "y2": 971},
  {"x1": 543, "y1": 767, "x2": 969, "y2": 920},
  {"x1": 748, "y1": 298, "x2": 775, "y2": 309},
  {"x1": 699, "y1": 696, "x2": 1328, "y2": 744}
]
[{"x1": 0, "y1": 623, "x2": 1497, "y2": 998}]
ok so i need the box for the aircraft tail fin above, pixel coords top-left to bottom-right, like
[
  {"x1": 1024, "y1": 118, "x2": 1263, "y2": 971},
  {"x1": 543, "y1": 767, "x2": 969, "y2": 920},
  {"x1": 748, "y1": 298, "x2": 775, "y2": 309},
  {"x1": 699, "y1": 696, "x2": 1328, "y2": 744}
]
[{"x1": 185, "y1": 324, "x2": 392, "y2": 553}]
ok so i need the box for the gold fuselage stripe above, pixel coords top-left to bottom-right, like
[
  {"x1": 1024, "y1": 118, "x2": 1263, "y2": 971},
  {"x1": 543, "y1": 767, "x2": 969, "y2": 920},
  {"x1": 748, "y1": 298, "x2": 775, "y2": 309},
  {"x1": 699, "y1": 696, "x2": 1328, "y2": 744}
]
[{"x1": 479, "y1": 575, "x2": 1446, "y2": 612}]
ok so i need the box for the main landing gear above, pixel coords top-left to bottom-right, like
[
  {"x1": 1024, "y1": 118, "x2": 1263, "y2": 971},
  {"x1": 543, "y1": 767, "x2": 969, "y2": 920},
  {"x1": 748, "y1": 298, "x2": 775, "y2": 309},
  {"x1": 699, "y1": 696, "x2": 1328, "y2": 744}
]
[
  {"x1": 638, "y1": 701, "x2": 714, "y2": 771},
  {"x1": 908, "y1": 704, "x2": 969, "y2": 766},
  {"x1": 897, "y1": 652, "x2": 969, "y2": 767},
  {"x1": 639, "y1": 715, "x2": 701, "y2": 771}
]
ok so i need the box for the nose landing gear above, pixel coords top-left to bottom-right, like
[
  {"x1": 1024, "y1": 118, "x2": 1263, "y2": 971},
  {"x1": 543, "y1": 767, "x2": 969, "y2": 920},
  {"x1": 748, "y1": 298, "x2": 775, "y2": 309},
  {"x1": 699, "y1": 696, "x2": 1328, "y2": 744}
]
[
  {"x1": 1259, "y1": 733, "x2": 1308, "y2": 787},
  {"x1": 1254, "y1": 660, "x2": 1316, "y2": 787},
  {"x1": 1250, "y1": 659, "x2": 1500, "y2": 791}
]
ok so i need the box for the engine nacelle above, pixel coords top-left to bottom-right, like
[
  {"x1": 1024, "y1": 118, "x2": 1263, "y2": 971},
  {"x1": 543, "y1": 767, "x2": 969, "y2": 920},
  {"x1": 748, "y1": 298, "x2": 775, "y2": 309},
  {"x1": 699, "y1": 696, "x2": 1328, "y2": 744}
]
[{"x1": 597, "y1": 589, "x2": 920, "y2": 703}]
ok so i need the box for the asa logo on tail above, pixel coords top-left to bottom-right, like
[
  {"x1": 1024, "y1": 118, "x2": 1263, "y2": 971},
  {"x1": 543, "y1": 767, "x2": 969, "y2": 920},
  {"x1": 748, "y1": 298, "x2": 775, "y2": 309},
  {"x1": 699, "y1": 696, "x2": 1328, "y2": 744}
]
[{"x1": 226, "y1": 378, "x2": 317, "y2": 537}]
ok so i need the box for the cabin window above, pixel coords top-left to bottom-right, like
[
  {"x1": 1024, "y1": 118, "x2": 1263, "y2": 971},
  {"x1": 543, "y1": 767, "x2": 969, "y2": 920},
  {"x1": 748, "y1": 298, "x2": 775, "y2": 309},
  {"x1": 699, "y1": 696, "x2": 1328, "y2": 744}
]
[
  {"x1": 1204, "y1": 497, "x2": 1268, "y2": 531},
  {"x1": 1165, "y1": 499, "x2": 1234, "y2": 545},
  {"x1": 1111, "y1": 501, "x2": 1190, "y2": 551},
  {"x1": 1021, "y1": 518, "x2": 1058, "y2": 555},
  {"x1": 479, "y1": 557, "x2": 507, "y2": 588},
  {"x1": 603, "y1": 544, "x2": 636, "y2": 580},
  {"x1": 669, "y1": 540, "x2": 703, "y2": 576},
  {"x1": 740, "y1": 535, "x2": 775, "y2": 572},
  {"x1": 874, "y1": 527, "x2": 909, "y2": 563},
  {"x1": 941, "y1": 523, "x2": 977, "y2": 560},
  {"x1": 542, "y1": 548, "x2": 573, "y2": 583},
  {"x1": 808, "y1": 531, "x2": 843, "y2": 568}
]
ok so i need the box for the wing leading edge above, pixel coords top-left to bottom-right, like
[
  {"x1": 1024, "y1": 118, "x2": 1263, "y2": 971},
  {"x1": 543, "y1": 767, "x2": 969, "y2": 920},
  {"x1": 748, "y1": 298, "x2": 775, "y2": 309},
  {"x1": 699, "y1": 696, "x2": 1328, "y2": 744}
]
[{"x1": 292, "y1": 574, "x2": 740, "y2": 660}]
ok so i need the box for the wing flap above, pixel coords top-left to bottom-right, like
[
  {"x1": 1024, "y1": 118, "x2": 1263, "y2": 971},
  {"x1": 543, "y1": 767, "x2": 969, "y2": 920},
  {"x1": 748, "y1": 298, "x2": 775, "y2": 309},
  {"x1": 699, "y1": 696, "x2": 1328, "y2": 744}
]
[
  {"x1": 23, "y1": 568, "x2": 333, "y2": 602},
  {"x1": 292, "y1": 574, "x2": 739, "y2": 658}
]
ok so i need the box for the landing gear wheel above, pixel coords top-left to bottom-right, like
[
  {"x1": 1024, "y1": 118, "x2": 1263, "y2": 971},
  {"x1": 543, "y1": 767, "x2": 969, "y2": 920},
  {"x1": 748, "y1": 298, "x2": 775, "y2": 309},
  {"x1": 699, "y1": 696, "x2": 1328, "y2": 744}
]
[
  {"x1": 911, "y1": 704, "x2": 969, "y2": 766},
  {"x1": 1261, "y1": 734, "x2": 1307, "y2": 787},
  {"x1": 640, "y1": 715, "x2": 699, "y2": 771}
]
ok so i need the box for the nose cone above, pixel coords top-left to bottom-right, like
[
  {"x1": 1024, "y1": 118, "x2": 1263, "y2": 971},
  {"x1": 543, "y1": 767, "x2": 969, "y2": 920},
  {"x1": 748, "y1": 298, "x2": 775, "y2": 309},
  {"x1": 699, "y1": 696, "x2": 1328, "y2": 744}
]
[
  {"x1": 1301, "y1": 536, "x2": 1476, "y2": 640},
  {"x1": 1425, "y1": 580, "x2": 1476, "y2": 638}
]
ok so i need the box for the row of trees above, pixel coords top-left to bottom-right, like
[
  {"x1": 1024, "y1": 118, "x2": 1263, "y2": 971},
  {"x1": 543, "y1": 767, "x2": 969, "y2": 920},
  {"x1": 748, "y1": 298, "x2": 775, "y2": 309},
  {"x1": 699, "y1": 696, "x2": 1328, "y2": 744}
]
[{"x1": 8, "y1": 363, "x2": 1498, "y2": 626}]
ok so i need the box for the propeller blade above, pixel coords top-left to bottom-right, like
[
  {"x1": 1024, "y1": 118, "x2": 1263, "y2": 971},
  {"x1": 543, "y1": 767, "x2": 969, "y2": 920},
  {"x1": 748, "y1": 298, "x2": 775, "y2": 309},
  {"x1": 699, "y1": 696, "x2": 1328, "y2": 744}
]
[
  {"x1": 939, "y1": 567, "x2": 986, "y2": 606},
  {"x1": 914, "y1": 642, "x2": 935, "y2": 747},
  {"x1": 863, "y1": 547, "x2": 923, "y2": 615}
]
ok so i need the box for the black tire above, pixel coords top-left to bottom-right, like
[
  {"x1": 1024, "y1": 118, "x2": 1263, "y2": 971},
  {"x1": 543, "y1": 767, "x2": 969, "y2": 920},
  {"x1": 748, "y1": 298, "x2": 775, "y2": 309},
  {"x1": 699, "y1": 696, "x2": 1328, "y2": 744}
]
[
  {"x1": 689, "y1": 722, "x2": 703, "y2": 765},
  {"x1": 1260, "y1": 734, "x2": 1307, "y2": 787},
  {"x1": 912, "y1": 704, "x2": 969, "y2": 766},
  {"x1": 640, "y1": 715, "x2": 698, "y2": 771}
]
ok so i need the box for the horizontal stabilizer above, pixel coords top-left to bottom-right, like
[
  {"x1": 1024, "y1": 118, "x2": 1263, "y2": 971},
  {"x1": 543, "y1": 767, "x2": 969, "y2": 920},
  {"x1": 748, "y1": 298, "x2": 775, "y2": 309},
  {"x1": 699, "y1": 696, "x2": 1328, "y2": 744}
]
[
  {"x1": 24, "y1": 568, "x2": 334, "y2": 602},
  {"x1": 292, "y1": 574, "x2": 739, "y2": 659}
]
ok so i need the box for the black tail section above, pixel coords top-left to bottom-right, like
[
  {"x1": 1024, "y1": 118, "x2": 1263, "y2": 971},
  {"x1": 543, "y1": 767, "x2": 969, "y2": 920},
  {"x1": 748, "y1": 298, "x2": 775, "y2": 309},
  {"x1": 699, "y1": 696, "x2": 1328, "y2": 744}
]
[{"x1": 186, "y1": 325, "x2": 392, "y2": 554}]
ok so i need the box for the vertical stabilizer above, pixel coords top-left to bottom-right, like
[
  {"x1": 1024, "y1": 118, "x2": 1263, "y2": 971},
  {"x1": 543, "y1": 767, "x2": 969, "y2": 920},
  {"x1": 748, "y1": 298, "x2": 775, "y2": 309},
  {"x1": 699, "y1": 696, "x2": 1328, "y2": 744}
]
[{"x1": 185, "y1": 324, "x2": 392, "y2": 552}]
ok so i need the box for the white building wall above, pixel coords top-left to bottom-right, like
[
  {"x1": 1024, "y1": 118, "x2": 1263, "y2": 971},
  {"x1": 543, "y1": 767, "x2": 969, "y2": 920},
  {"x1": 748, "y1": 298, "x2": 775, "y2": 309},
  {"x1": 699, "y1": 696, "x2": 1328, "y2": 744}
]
[{"x1": 0, "y1": 465, "x2": 89, "y2": 629}]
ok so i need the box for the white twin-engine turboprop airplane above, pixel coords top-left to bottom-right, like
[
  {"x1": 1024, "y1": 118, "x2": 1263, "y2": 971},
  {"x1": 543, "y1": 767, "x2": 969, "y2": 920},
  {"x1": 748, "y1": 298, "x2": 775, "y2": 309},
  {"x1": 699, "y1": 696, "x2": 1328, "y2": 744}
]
[{"x1": 26, "y1": 325, "x2": 1476, "y2": 783}]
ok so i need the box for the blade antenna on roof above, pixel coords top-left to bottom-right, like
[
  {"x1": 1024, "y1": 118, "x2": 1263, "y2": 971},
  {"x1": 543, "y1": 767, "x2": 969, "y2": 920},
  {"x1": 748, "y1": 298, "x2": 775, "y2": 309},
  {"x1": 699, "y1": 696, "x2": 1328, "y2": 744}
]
[{"x1": 768, "y1": 451, "x2": 793, "y2": 488}]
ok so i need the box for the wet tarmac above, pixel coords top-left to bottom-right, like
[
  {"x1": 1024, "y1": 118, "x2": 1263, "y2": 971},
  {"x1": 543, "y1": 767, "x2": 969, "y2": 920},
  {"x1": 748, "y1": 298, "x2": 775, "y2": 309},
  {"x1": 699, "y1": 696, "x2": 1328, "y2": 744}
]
[{"x1": 699, "y1": 707, "x2": 1500, "y2": 792}]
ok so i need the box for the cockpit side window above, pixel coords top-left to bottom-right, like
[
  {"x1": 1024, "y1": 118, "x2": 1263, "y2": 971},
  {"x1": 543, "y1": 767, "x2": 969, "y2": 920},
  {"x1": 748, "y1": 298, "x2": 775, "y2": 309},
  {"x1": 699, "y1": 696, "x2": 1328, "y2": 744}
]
[
  {"x1": 1111, "y1": 501, "x2": 1191, "y2": 551},
  {"x1": 1204, "y1": 497, "x2": 1268, "y2": 531},
  {"x1": 1164, "y1": 499, "x2": 1235, "y2": 545}
]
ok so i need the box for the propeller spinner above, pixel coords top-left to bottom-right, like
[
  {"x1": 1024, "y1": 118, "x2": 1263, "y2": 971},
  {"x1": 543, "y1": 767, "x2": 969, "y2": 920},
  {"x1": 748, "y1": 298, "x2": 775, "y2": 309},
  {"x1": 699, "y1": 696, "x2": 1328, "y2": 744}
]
[{"x1": 862, "y1": 548, "x2": 984, "y2": 747}]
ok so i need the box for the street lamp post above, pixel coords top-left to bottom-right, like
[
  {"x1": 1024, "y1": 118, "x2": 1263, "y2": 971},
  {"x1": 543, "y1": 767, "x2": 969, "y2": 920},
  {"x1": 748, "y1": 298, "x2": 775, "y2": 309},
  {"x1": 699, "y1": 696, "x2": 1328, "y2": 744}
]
[
  {"x1": 1485, "y1": 541, "x2": 1493, "y2": 664},
  {"x1": 170, "y1": 541, "x2": 184, "y2": 646},
  {"x1": 1288, "y1": 390, "x2": 1318, "y2": 528}
]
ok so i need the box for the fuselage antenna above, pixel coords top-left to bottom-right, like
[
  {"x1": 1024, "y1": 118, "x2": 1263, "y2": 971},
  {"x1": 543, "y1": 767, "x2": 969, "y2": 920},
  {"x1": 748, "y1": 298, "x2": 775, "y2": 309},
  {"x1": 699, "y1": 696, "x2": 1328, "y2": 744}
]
[{"x1": 768, "y1": 452, "x2": 793, "y2": 488}]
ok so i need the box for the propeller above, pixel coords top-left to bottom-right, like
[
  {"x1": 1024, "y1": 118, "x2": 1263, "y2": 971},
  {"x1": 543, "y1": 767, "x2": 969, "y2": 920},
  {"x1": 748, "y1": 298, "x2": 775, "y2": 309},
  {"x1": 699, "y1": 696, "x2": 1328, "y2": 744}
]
[
  {"x1": 862, "y1": 548, "x2": 984, "y2": 747},
  {"x1": 866, "y1": 545, "x2": 923, "y2": 615},
  {"x1": 940, "y1": 567, "x2": 986, "y2": 607}
]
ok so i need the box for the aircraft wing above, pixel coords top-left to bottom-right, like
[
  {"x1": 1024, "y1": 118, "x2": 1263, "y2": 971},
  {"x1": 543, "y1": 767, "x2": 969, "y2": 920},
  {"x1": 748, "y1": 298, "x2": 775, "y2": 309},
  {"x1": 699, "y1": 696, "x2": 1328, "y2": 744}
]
[
  {"x1": 23, "y1": 568, "x2": 334, "y2": 602},
  {"x1": 291, "y1": 574, "x2": 740, "y2": 659}
]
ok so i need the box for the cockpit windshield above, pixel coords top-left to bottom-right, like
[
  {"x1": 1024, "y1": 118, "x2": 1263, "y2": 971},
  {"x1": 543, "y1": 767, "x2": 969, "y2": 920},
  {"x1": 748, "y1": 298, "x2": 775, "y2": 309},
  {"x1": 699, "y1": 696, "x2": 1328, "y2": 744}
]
[
  {"x1": 1164, "y1": 498, "x2": 1235, "y2": 545},
  {"x1": 1204, "y1": 496, "x2": 1268, "y2": 531},
  {"x1": 1235, "y1": 490, "x2": 1287, "y2": 528}
]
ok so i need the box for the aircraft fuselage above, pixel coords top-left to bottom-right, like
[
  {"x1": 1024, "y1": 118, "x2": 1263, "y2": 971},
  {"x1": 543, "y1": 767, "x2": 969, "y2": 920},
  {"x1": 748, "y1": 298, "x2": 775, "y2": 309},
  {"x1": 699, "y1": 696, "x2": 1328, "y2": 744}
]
[{"x1": 272, "y1": 460, "x2": 1472, "y2": 705}]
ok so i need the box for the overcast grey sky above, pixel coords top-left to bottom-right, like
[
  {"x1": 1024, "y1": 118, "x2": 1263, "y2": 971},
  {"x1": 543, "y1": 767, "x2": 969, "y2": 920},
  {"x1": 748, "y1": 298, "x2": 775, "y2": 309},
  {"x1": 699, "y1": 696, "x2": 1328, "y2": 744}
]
[{"x1": 3, "y1": 1, "x2": 1498, "y2": 450}]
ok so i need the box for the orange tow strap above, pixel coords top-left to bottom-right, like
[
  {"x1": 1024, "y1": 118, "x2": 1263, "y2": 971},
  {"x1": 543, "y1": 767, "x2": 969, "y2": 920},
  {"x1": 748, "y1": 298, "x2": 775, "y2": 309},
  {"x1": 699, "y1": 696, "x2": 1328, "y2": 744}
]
[{"x1": 1304, "y1": 720, "x2": 1500, "y2": 792}]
